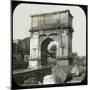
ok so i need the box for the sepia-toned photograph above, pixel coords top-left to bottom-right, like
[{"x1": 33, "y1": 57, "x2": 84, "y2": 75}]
[{"x1": 12, "y1": 0, "x2": 87, "y2": 89}]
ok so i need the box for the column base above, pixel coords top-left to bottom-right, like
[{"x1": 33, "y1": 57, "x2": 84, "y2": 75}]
[
  {"x1": 56, "y1": 57, "x2": 73, "y2": 65},
  {"x1": 57, "y1": 60, "x2": 69, "y2": 65}
]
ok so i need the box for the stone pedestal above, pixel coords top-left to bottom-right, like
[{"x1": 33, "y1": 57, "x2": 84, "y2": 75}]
[
  {"x1": 28, "y1": 59, "x2": 41, "y2": 69},
  {"x1": 57, "y1": 60, "x2": 69, "y2": 65},
  {"x1": 56, "y1": 57, "x2": 73, "y2": 65}
]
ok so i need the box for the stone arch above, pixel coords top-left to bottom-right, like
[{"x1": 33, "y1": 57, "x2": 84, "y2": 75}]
[
  {"x1": 39, "y1": 33, "x2": 59, "y2": 49},
  {"x1": 41, "y1": 38, "x2": 54, "y2": 66},
  {"x1": 40, "y1": 37, "x2": 59, "y2": 66}
]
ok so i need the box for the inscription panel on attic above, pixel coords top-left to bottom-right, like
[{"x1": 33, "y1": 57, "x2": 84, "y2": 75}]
[{"x1": 31, "y1": 10, "x2": 73, "y2": 31}]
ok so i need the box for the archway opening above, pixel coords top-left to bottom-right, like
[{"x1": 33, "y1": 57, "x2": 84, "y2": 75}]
[{"x1": 41, "y1": 38, "x2": 58, "y2": 67}]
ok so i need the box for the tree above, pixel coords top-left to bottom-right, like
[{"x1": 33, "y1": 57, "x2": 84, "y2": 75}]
[{"x1": 49, "y1": 45, "x2": 57, "y2": 58}]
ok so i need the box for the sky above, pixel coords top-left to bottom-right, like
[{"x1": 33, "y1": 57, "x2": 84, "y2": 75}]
[{"x1": 13, "y1": 3, "x2": 86, "y2": 56}]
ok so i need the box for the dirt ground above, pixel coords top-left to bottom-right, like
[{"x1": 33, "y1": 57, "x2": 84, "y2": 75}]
[{"x1": 52, "y1": 65, "x2": 86, "y2": 83}]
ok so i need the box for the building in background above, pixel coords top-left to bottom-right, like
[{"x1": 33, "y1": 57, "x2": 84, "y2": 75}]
[{"x1": 13, "y1": 37, "x2": 30, "y2": 69}]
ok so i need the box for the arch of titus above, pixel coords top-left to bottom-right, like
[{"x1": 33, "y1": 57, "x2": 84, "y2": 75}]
[{"x1": 29, "y1": 10, "x2": 74, "y2": 69}]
